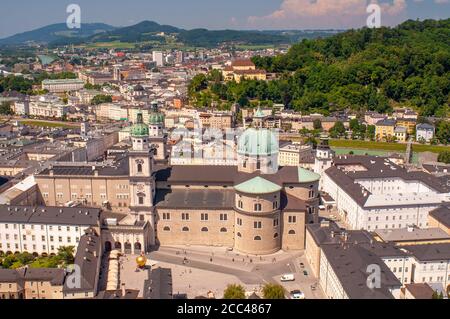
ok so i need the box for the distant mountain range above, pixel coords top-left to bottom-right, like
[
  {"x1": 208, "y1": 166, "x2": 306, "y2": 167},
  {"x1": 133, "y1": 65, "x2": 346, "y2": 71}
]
[
  {"x1": 0, "y1": 23, "x2": 116, "y2": 45},
  {"x1": 0, "y1": 20, "x2": 338, "y2": 48}
]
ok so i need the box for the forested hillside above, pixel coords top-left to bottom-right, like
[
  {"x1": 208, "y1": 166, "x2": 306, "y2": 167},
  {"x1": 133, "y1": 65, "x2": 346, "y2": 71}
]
[{"x1": 191, "y1": 19, "x2": 450, "y2": 117}]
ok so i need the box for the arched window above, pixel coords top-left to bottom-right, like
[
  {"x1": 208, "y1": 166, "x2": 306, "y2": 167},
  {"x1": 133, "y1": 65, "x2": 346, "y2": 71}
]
[
  {"x1": 254, "y1": 236, "x2": 262, "y2": 241},
  {"x1": 273, "y1": 201, "x2": 278, "y2": 209},
  {"x1": 220, "y1": 228, "x2": 227, "y2": 233},
  {"x1": 254, "y1": 203, "x2": 262, "y2": 212},
  {"x1": 182, "y1": 227, "x2": 189, "y2": 232},
  {"x1": 137, "y1": 164, "x2": 143, "y2": 173},
  {"x1": 238, "y1": 200, "x2": 243, "y2": 209},
  {"x1": 163, "y1": 226, "x2": 170, "y2": 231},
  {"x1": 201, "y1": 227, "x2": 209, "y2": 232},
  {"x1": 273, "y1": 233, "x2": 279, "y2": 238},
  {"x1": 237, "y1": 232, "x2": 242, "y2": 237},
  {"x1": 288, "y1": 230, "x2": 296, "y2": 235},
  {"x1": 134, "y1": 242, "x2": 142, "y2": 251}
]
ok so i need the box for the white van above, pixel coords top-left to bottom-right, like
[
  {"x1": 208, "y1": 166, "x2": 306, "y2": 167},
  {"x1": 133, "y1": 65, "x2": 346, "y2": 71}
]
[{"x1": 280, "y1": 274, "x2": 295, "y2": 282}]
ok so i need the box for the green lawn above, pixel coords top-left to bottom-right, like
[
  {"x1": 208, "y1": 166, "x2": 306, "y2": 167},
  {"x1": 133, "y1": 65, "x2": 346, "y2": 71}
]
[
  {"x1": 412, "y1": 144, "x2": 450, "y2": 154},
  {"x1": 329, "y1": 140, "x2": 407, "y2": 152},
  {"x1": 18, "y1": 120, "x2": 78, "y2": 129},
  {"x1": 329, "y1": 139, "x2": 450, "y2": 154},
  {"x1": 82, "y1": 42, "x2": 137, "y2": 49}
]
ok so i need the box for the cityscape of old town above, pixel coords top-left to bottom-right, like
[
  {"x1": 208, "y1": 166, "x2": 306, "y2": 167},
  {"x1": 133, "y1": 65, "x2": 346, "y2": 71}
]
[{"x1": 0, "y1": 0, "x2": 449, "y2": 303}]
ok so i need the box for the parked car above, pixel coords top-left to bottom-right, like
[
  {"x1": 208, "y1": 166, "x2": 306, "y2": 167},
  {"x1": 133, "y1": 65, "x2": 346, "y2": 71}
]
[
  {"x1": 280, "y1": 274, "x2": 295, "y2": 282},
  {"x1": 290, "y1": 290, "x2": 305, "y2": 299}
]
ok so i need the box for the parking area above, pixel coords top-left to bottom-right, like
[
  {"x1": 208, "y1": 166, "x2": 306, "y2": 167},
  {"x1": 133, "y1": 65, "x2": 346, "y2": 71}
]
[{"x1": 273, "y1": 254, "x2": 324, "y2": 299}]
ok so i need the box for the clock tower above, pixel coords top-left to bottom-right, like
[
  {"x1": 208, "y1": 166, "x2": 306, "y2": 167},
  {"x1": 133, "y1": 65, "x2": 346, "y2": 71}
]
[
  {"x1": 148, "y1": 101, "x2": 167, "y2": 163},
  {"x1": 128, "y1": 112, "x2": 156, "y2": 244}
]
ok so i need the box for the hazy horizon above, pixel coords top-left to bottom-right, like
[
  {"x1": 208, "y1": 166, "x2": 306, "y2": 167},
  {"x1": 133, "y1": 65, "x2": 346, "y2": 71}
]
[{"x1": 0, "y1": 0, "x2": 449, "y2": 39}]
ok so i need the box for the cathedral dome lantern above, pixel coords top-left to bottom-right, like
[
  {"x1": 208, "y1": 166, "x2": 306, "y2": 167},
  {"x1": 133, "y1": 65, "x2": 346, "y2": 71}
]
[
  {"x1": 149, "y1": 112, "x2": 164, "y2": 125},
  {"x1": 148, "y1": 102, "x2": 164, "y2": 133},
  {"x1": 237, "y1": 127, "x2": 279, "y2": 174},
  {"x1": 131, "y1": 112, "x2": 149, "y2": 138},
  {"x1": 131, "y1": 112, "x2": 150, "y2": 151}
]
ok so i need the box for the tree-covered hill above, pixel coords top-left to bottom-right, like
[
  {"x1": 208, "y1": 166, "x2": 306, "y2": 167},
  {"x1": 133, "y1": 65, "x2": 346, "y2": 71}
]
[
  {"x1": 192, "y1": 19, "x2": 450, "y2": 117},
  {"x1": 0, "y1": 23, "x2": 116, "y2": 46}
]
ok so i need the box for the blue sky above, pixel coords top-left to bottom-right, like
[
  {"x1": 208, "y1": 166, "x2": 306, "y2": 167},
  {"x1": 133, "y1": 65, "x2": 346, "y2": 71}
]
[{"x1": 0, "y1": 0, "x2": 449, "y2": 38}]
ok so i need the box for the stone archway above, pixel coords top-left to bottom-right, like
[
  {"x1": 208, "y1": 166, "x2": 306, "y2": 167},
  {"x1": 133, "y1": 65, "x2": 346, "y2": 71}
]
[
  {"x1": 124, "y1": 242, "x2": 132, "y2": 254},
  {"x1": 114, "y1": 242, "x2": 122, "y2": 250},
  {"x1": 134, "y1": 242, "x2": 142, "y2": 254}
]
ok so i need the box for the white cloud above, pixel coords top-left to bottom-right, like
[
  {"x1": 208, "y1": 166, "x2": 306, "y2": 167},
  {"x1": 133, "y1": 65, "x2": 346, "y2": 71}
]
[{"x1": 247, "y1": 0, "x2": 410, "y2": 29}]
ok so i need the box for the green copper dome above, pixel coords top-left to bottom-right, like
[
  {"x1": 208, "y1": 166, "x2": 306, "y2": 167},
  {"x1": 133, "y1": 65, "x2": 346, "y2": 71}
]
[
  {"x1": 235, "y1": 176, "x2": 282, "y2": 195},
  {"x1": 131, "y1": 112, "x2": 149, "y2": 137},
  {"x1": 149, "y1": 112, "x2": 164, "y2": 125},
  {"x1": 254, "y1": 106, "x2": 266, "y2": 118},
  {"x1": 238, "y1": 128, "x2": 278, "y2": 156}
]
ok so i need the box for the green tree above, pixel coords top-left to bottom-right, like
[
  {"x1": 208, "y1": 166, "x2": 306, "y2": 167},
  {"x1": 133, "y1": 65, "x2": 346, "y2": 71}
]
[
  {"x1": 223, "y1": 284, "x2": 246, "y2": 299},
  {"x1": 0, "y1": 102, "x2": 13, "y2": 115},
  {"x1": 313, "y1": 119, "x2": 322, "y2": 130},
  {"x1": 91, "y1": 94, "x2": 113, "y2": 105},
  {"x1": 436, "y1": 121, "x2": 450, "y2": 145},
  {"x1": 56, "y1": 246, "x2": 75, "y2": 266},
  {"x1": 366, "y1": 125, "x2": 376, "y2": 141},
  {"x1": 262, "y1": 284, "x2": 286, "y2": 299},
  {"x1": 188, "y1": 74, "x2": 208, "y2": 96},
  {"x1": 329, "y1": 121, "x2": 346, "y2": 138},
  {"x1": 432, "y1": 291, "x2": 444, "y2": 299},
  {"x1": 305, "y1": 137, "x2": 318, "y2": 148},
  {"x1": 84, "y1": 83, "x2": 102, "y2": 90},
  {"x1": 438, "y1": 151, "x2": 450, "y2": 164}
]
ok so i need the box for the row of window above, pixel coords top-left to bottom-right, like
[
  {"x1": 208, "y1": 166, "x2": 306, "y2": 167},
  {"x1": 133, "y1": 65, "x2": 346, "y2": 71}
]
[
  {"x1": 0, "y1": 234, "x2": 78, "y2": 243},
  {"x1": 422, "y1": 275, "x2": 450, "y2": 283},
  {"x1": 0, "y1": 243, "x2": 67, "y2": 251},
  {"x1": 163, "y1": 213, "x2": 229, "y2": 221},
  {"x1": 368, "y1": 215, "x2": 423, "y2": 221},
  {"x1": 367, "y1": 223, "x2": 427, "y2": 230},
  {"x1": 236, "y1": 231, "x2": 296, "y2": 239},
  {"x1": 1, "y1": 224, "x2": 79, "y2": 232},
  {"x1": 162, "y1": 227, "x2": 296, "y2": 238},
  {"x1": 163, "y1": 226, "x2": 228, "y2": 233},
  {"x1": 237, "y1": 201, "x2": 279, "y2": 211},
  {"x1": 161, "y1": 214, "x2": 298, "y2": 226}
]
